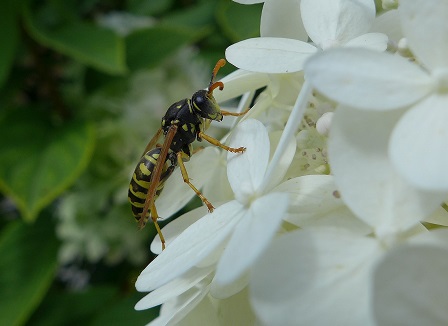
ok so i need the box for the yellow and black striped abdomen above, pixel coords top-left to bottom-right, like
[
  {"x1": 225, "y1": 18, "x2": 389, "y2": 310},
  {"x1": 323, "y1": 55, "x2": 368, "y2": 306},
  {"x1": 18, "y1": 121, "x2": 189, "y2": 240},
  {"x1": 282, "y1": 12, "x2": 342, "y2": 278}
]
[{"x1": 128, "y1": 148, "x2": 175, "y2": 220}]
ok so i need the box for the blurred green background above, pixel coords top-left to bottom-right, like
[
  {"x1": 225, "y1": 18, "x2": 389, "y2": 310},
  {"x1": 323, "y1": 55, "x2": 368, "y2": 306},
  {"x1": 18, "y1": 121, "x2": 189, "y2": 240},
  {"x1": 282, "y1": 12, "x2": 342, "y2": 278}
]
[{"x1": 0, "y1": 0, "x2": 262, "y2": 324}]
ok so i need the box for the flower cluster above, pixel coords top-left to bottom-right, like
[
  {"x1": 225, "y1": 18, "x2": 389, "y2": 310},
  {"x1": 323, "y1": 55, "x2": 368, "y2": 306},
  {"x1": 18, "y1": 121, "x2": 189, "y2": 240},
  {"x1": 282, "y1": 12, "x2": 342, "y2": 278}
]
[{"x1": 135, "y1": 0, "x2": 448, "y2": 325}]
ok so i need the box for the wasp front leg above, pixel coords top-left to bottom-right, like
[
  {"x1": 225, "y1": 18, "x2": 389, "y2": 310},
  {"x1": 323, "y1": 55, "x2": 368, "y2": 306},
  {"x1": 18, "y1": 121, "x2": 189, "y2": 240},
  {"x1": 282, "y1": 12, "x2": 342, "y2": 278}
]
[
  {"x1": 197, "y1": 131, "x2": 246, "y2": 153},
  {"x1": 221, "y1": 108, "x2": 250, "y2": 117},
  {"x1": 177, "y1": 151, "x2": 215, "y2": 212}
]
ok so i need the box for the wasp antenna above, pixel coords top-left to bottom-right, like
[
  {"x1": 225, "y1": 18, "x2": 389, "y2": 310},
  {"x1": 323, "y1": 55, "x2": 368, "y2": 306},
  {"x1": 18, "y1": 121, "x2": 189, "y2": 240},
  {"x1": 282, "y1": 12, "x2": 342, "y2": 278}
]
[
  {"x1": 208, "y1": 59, "x2": 226, "y2": 95},
  {"x1": 208, "y1": 81, "x2": 224, "y2": 94}
]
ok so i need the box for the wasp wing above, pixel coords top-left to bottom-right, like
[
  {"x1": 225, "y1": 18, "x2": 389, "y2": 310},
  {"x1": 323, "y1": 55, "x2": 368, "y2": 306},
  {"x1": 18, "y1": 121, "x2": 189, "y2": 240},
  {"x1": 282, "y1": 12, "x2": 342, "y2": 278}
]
[
  {"x1": 139, "y1": 125, "x2": 178, "y2": 229},
  {"x1": 141, "y1": 128, "x2": 163, "y2": 157}
]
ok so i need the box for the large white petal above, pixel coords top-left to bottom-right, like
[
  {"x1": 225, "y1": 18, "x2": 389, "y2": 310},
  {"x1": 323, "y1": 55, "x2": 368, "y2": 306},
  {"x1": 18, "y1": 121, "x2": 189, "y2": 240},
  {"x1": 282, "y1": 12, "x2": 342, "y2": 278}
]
[
  {"x1": 371, "y1": 9, "x2": 403, "y2": 43},
  {"x1": 301, "y1": 0, "x2": 375, "y2": 49},
  {"x1": 305, "y1": 48, "x2": 433, "y2": 110},
  {"x1": 135, "y1": 266, "x2": 213, "y2": 310},
  {"x1": 151, "y1": 205, "x2": 208, "y2": 255},
  {"x1": 400, "y1": 0, "x2": 448, "y2": 70},
  {"x1": 136, "y1": 201, "x2": 245, "y2": 291},
  {"x1": 150, "y1": 281, "x2": 211, "y2": 326},
  {"x1": 210, "y1": 271, "x2": 249, "y2": 299},
  {"x1": 213, "y1": 288, "x2": 256, "y2": 326},
  {"x1": 227, "y1": 119, "x2": 269, "y2": 201},
  {"x1": 233, "y1": 0, "x2": 264, "y2": 3},
  {"x1": 226, "y1": 37, "x2": 317, "y2": 73},
  {"x1": 250, "y1": 228, "x2": 380, "y2": 325},
  {"x1": 344, "y1": 32, "x2": 388, "y2": 51},
  {"x1": 390, "y1": 94, "x2": 448, "y2": 191},
  {"x1": 263, "y1": 129, "x2": 297, "y2": 191},
  {"x1": 424, "y1": 206, "x2": 448, "y2": 227},
  {"x1": 274, "y1": 175, "x2": 372, "y2": 234},
  {"x1": 260, "y1": 0, "x2": 307, "y2": 41},
  {"x1": 214, "y1": 69, "x2": 270, "y2": 103},
  {"x1": 157, "y1": 147, "x2": 220, "y2": 218},
  {"x1": 214, "y1": 192, "x2": 289, "y2": 285},
  {"x1": 329, "y1": 107, "x2": 445, "y2": 233},
  {"x1": 373, "y1": 244, "x2": 448, "y2": 325},
  {"x1": 410, "y1": 228, "x2": 448, "y2": 247}
]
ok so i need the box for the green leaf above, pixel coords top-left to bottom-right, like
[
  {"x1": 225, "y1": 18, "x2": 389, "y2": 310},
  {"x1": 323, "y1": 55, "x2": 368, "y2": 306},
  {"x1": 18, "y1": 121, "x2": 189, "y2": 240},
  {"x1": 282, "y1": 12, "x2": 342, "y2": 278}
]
[
  {"x1": 0, "y1": 0, "x2": 19, "y2": 88},
  {"x1": 128, "y1": 0, "x2": 174, "y2": 16},
  {"x1": 28, "y1": 286, "x2": 118, "y2": 326},
  {"x1": 126, "y1": 25, "x2": 208, "y2": 71},
  {"x1": 92, "y1": 292, "x2": 158, "y2": 326},
  {"x1": 217, "y1": 1, "x2": 262, "y2": 42},
  {"x1": 0, "y1": 110, "x2": 95, "y2": 222},
  {"x1": 161, "y1": 1, "x2": 216, "y2": 29},
  {"x1": 0, "y1": 218, "x2": 59, "y2": 326},
  {"x1": 22, "y1": 4, "x2": 127, "y2": 75}
]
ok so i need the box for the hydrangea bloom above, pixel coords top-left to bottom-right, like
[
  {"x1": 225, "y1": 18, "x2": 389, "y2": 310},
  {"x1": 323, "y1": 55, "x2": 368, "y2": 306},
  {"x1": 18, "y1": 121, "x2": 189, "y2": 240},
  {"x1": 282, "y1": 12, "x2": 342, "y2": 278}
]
[
  {"x1": 134, "y1": 1, "x2": 448, "y2": 325},
  {"x1": 305, "y1": 0, "x2": 448, "y2": 192}
]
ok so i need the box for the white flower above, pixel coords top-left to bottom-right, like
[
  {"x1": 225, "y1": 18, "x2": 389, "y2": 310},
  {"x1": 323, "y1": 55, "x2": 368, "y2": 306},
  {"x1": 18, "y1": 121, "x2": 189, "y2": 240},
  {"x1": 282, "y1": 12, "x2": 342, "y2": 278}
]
[
  {"x1": 373, "y1": 231, "x2": 448, "y2": 326},
  {"x1": 226, "y1": 0, "x2": 387, "y2": 201},
  {"x1": 226, "y1": 0, "x2": 386, "y2": 74},
  {"x1": 304, "y1": 0, "x2": 448, "y2": 191},
  {"x1": 135, "y1": 119, "x2": 295, "y2": 316},
  {"x1": 249, "y1": 104, "x2": 448, "y2": 325}
]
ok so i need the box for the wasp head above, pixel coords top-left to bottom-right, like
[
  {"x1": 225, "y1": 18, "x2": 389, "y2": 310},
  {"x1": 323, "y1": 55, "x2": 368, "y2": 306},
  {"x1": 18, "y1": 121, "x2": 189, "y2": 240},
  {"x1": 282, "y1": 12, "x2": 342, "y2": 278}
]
[
  {"x1": 191, "y1": 89, "x2": 223, "y2": 122},
  {"x1": 191, "y1": 59, "x2": 227, "y2": 121}
]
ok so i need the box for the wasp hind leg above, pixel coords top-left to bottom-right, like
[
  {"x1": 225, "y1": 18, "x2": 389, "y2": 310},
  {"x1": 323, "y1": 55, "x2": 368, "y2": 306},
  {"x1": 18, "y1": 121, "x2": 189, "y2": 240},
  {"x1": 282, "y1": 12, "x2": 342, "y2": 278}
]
[
  {"x1": 177, "y1": 151, "x2": 215, "y2": 213},
  {"x1": 138, "y1": 203, "x2": 166, "y2": 250}
]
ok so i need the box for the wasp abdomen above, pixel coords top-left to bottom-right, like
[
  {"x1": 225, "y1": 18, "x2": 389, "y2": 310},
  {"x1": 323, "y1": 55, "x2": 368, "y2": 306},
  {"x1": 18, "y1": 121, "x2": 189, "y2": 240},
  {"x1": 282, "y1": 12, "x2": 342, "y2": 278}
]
[{"x1": 128, "y1": 148, "x2": 174, "y2": 220}]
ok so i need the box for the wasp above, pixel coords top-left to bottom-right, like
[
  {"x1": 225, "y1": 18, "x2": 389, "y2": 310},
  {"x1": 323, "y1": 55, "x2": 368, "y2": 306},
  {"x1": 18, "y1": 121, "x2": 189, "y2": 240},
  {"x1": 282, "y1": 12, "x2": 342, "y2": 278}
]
[{"x1": 128, "y1": 59, "x2": 247, "y2": 250}]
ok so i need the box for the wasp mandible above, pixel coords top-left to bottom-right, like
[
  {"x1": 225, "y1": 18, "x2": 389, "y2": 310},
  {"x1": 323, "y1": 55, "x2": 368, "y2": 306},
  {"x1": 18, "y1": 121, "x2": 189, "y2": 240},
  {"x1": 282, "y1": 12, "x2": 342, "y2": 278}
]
[{"x1": 128, "y1": 59, "x2": 247, "y2": 250}]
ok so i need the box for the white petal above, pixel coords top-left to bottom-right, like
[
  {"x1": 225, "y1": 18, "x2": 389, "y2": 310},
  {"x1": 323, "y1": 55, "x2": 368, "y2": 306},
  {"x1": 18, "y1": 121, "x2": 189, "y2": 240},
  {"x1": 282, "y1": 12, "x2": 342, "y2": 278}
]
[
  {"x1": 373, "y1": 244, "x2": 448, "y2": 326},
  {"x1": 344, "y1": 32, "x2": 388, "y2": 51},
  {"x1": 263, "y1": 129, "x2": 297, "y2": 191},
  {"x1": 305, "y1": 48, "x2": 433, "y2": 110},
  {"x1": 157, "y1": 147, "x2": 220, "y2": 218},
  {"x1": 214, "y1": 69, "x2": 270, "y2": 103},
  {"x1": 150, "y1": 282, "x2": 211, "y2": 326},
  {"x1": 214, "y1": 192, "x2": 289, "y2": 285},
  {"x1": 274, "y1": 175, "x2": 372, "y2": 234},
  {"x1": 202, "y1": 155, "x2": 234, "y2": 205},
  {"x1": 424, "y1": 206, "x2": 448, "y2": 227},
  {"x1": 301, "y1": 0, "x2": 375, "y2": 49},
  {"x1": 329, "y1": 107, "x2": 445, "y2": 233},
  {"x1": 400, "y1": 0, "x2": 448, "y2": 70},
  {"x1": 227, "y1": 119, "x2": 269, "y2": 201},
  {"x1": 151, "y1": 205, "x2": 208, "y2": 255},
  {"x1": 213, "y1": 288, "x2": 256, "y2": 326},
  {"x1": 136, "y1": 201, "x2": 245, "y2": 291},
  {"x1": 371, "y1": 9, "x2": 403, "y2": 43},
  {"x1": 260, "y1": 0, "x2": 307, "y2": 41},
  {"x1": 210, "y1": 271, "x2": 249, "y2": 299},
  {"x1": 233, "y1": 0, "x2": 264, "y2": 3},
  {"x1": 135, "y1": 266, "x2": 213, "y2": 310},
  {"x1": 250, "y1": 228, "x2": 380, "y2": 325},
  {"x1": 410, "y1": 228, "x2": 448, "y2": 247},
  {"x1": 175, "y1": 295, "x2": 221, "y2": 326},
  {"x1": 226, "y1": 37, "x2": 317, "y2": 73},
  {"x1": 390, "y1": 95, "x2": 448, "y2": 191}
]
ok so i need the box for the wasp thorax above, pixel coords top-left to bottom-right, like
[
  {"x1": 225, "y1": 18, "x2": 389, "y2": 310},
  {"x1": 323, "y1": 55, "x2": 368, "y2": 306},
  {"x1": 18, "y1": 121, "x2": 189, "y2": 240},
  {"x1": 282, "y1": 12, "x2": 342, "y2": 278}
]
[{"x1": 191, "y1": 90, "x2": 223, "y2": 122}]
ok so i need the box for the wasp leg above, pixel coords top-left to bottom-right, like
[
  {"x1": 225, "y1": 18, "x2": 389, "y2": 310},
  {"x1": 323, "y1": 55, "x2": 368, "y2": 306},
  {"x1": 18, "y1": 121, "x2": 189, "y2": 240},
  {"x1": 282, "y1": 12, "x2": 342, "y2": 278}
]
[
  {"x1": 177, "y1": 151, "x2": 214, "y2": 213},
  {"x1": 198, "y1": 132, "x2": 246, "y2": 153},
  {"x1": 149, "y1": 203, "x2": 166, "y2": 250},
  {"x1": 221, "y1": 108, "x2": 250, "y2": 117}
]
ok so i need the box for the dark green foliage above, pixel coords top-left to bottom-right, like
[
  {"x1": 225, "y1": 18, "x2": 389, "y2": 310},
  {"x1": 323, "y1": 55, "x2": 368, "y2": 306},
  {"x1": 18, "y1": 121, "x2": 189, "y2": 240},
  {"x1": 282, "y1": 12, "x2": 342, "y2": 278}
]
[{"x1": 0, "y1": 0, "x2": 261, "y2": 324}]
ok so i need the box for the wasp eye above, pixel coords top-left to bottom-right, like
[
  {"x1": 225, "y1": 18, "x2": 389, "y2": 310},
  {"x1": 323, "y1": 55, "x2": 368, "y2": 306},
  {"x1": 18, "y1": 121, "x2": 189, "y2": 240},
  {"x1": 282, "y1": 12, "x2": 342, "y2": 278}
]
[{"x1": 194, "y1": 95, "x2": 204, "y2": 105}]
